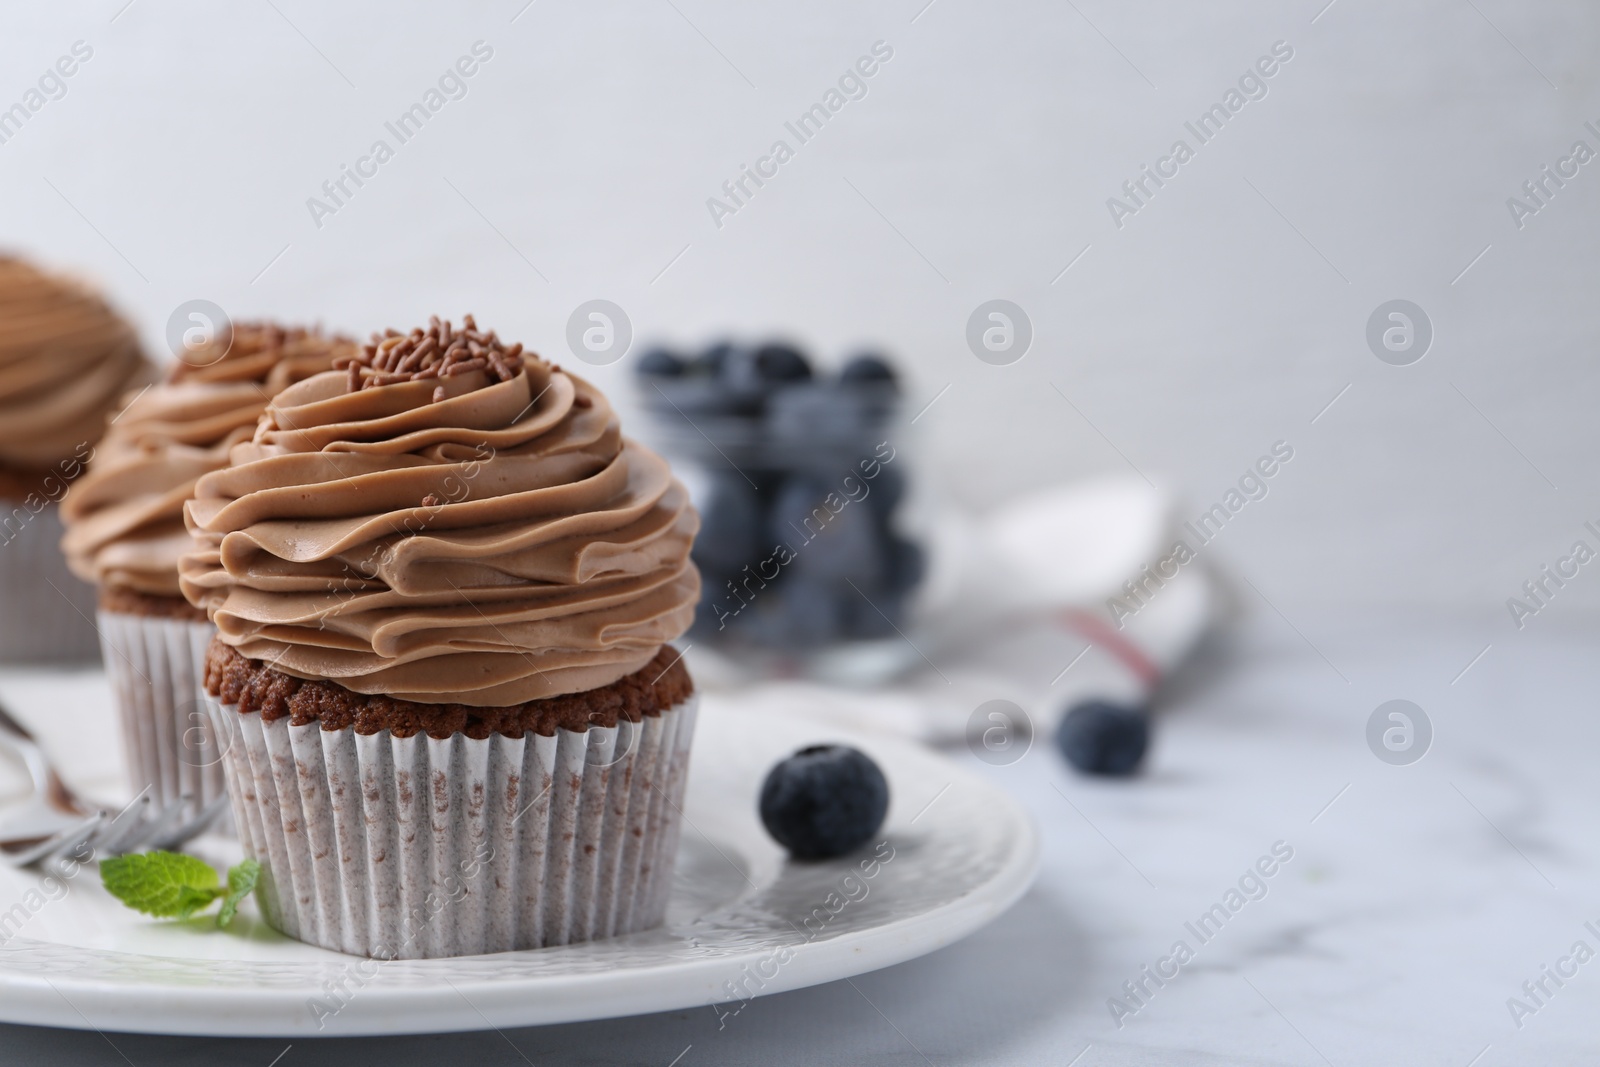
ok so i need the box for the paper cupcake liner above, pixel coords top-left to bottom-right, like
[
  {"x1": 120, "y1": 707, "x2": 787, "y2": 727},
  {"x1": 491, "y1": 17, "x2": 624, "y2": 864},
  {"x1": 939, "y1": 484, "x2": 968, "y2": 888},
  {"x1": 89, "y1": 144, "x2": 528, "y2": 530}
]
[
  {"x1": 98, "y1": 610, "x2": 229, "y2": 828},
  {"x1": 203, "y1": 691, "x2": 699, "y2": 959},
  {"x1": 0, "y1": 502, "x2": 100, "y2": 663}
]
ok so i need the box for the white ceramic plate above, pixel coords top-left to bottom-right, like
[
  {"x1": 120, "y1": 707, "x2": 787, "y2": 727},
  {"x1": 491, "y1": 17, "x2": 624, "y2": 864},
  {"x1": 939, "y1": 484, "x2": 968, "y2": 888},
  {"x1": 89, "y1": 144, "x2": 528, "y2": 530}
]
[{"x1": 0, "y1": 697, "x2": 1038, "y2": 1037}]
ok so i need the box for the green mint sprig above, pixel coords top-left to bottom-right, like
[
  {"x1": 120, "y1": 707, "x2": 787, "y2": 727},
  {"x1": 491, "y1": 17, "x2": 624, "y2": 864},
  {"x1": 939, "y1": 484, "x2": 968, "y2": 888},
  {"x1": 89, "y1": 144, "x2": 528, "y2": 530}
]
[{"x1": 100, "y1": 851, "x2": 261, "y2": 928}]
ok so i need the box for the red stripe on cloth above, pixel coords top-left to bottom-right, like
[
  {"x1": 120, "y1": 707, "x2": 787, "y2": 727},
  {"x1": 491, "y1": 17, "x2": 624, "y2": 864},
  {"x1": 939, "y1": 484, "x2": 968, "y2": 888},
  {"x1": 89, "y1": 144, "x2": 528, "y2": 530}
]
[{"x1": 1059, "y1": 609, "x2": 1161, "y2": 689}]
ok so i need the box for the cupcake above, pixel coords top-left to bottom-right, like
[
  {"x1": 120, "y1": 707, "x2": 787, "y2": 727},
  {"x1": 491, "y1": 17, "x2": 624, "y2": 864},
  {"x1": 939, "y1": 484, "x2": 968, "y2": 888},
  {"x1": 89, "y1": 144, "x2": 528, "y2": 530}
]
[
  {"x1": 182, "y1": 316, "x2": 701, "y2": 959},
  {"x1": 60, "y1": 323, "x2": 353, "y2": 819},
  {"x1": 0, "y1": 256, "x2": 151, "y2": 662}
]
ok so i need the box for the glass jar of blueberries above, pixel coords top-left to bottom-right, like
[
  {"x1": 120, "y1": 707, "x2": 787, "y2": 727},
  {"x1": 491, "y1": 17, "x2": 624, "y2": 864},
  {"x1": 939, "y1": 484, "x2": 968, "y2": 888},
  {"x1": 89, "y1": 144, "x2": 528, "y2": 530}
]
[{"x1": 634, "y1": 340, "x2": 928, "y2": 679}]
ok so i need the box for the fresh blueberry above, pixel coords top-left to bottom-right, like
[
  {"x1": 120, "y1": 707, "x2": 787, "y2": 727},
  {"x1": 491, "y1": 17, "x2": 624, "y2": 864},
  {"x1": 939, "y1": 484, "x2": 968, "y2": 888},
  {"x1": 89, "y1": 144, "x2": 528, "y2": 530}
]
[
  {"x1": 719, "y1": 344, "x2": 811, "y2": 417},
  {"x1": 680, "y1": 343, "x2": 768, "y2": 415},
  {"x1": 750, "y1": 342, "x2": 813, "y2": 384},
  {"x1": 882, "y1": 534, "x2": 925, "y2": 595},
  {"x1": 768, "y1": 580, "x2": 845, "y2": 646},
  {"x1": 693, "y1": 473, "x2": 765, "y2": 573},
  {"x1": 646, "y1": 376, "x2": 746, "y2": 417},
  {"x1": 840, "y1": 583, "x2": 901, "y2": 639},
  {"x1": 759, "y1": 744, "x2": 890, "y2": 860},
  {"x1": 863, "y1": 464, "x2": 906, "y2": 520},
  {"x1": 719, "y1": 351, "x2": 770, "y2": 405},
  {"x1": 636, "y1": 347, "x2": 686, "y2": 378},
  {"x1": 840, "y1": 353, "x2": 898, "y2": 389},
  {"x1": 767, "y1": 383, "x2": 877, "y2": 446},
  {"x1": 690, "y1": 567, "x2": 739, "y2": 636},
  {"x1": 801, "y1": 506, "x2": 883, "y2": 583},
  {"x1": 770, "y1": 474, "x2": 830, "y2": 546},
  {"x1": 691, "y1": 341, "x2": 739, "y2": 378},
  {"x1": 1055, "y1": 700, "x2": 1149, "y2": 776},
  {"x1": 773, "y1": 476, "x2": 880, "y2": 581}
]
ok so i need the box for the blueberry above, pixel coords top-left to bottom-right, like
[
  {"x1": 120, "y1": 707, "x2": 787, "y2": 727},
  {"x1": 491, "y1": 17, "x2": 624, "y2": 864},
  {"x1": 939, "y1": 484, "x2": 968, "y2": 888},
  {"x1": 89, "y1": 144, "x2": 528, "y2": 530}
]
[
  {"x1": 719, "y1": 350, "x2": 769, "y2": 402},
  {"x1": 636, "y1": 347, "x2": 685, "y2": 378},
  {"x1": 749, "y1": 342, "x2": 813, "y2": 384},
  {"x1": 801, "y1": 506, "x2": 883, "y2": 582},
  {"x1": 645, "y1": 376, "x2": 745, "y2": 418},
  {"x1": 768, "y1": 580, "x2": 845, "y2": 647},
  {"x1": 840, "y1": 583, "x2": 902, "y2": 639},
  {"x1": 691, "y1": 341, "x2": 739, "y2": 378},
  {"x1": 770, "y1": 474, "x2": 830, "y2": 546},
  {"x1": 773, "y1": 476, "x2": 882, "y2": 582},
  {"x1": 840, "y1": 353, "x2": 897, "y2": 389},
  {"x1": 863, "y1": 464, "x2": 906, "y2": 520},
  {"x1": 767, "y1": 383, "x2": 878, "y2": 446},
  {"x1": 693, "y1": 473, "x2": 765, "y2": 573},
  {"x1": 1055, "y1": 700, "x2": 1149, "y2": 776},
  {"x1": 676, "y1": 343, "x2": 768, "y2": 416},
  {"x1": 717, "y1": 344, "x2": 812, "y2": 418},
  {"x1": 882, "y1": 534, "x2": 925, "y2": 595},
  {"x1": 759, "y1": 744, "x2": 889, "y2": 860}
]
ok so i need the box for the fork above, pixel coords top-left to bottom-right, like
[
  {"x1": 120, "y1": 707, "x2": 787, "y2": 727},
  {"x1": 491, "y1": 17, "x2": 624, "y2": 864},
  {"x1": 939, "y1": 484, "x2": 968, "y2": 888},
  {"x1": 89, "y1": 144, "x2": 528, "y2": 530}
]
[{"x1": 0, "y1": 698, "x2": 229, "y2": 868}]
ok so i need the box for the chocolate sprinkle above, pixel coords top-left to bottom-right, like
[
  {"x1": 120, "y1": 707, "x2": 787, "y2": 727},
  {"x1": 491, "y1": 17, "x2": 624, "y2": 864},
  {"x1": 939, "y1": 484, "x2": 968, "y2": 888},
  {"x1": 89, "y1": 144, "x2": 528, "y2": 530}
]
[{"x1": 334, "y1": 315, "x2": 529, "y2": 395}]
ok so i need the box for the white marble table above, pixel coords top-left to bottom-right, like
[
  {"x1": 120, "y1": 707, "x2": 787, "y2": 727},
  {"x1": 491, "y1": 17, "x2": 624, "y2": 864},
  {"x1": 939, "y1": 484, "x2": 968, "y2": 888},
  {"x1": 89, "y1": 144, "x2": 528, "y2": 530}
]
[{"x1": 0, "y1": 614, "x2": 1595, "y2": 1065}]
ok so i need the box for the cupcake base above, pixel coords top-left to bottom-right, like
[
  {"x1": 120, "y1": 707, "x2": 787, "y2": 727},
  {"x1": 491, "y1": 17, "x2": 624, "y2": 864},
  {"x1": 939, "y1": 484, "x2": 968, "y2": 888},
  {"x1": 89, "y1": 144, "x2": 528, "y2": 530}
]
[
  {"x1": 201, "y1": 644, "x2": 698, "y2": 959},
  {"x1": 98, "y1": 606, "x2": 227, "y2": 826}
]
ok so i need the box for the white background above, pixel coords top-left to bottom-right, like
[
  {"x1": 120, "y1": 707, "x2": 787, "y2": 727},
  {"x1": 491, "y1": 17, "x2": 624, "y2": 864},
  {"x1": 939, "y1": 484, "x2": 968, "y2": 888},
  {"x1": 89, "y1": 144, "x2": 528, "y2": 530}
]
[{"x1": 3, "y1": 0, "x2": 1598, "y2": 626}]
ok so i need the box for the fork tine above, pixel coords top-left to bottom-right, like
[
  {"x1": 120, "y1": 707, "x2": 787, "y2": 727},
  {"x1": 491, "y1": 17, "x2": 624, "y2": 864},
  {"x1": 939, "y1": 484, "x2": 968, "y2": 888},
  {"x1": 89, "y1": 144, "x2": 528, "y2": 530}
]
[
  {"x1": 144, "y1": 793, "x2": 229, "y2": 852},
  {"x1": 0, "y1": 812, "x2": 105, "y2": 868},
  {"x1": 144, "y1": 796, "x2": 227, "y2": 857},
  {"x1": 92, "y1": 792, "x2": 155, "y2": 855},
  {"x1": 124, "y1": 794, "x2": 196, "y2": 853},
  {"x1": 44, "y1": 815, "x2": 109, "y2": 865}
]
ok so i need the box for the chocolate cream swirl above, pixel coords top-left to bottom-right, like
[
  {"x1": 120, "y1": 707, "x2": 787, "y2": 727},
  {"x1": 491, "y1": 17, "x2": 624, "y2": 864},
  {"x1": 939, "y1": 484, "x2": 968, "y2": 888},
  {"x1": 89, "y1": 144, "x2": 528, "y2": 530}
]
[
  {"x1": 0, "y1": 256, "x2": 149, "y2": 473},
  {"x1": 61, "y1": 325, "x2": 353, "y2": 597},
  {"x1": 180, "y1": 354, "x2": 700, "y2": 705}
]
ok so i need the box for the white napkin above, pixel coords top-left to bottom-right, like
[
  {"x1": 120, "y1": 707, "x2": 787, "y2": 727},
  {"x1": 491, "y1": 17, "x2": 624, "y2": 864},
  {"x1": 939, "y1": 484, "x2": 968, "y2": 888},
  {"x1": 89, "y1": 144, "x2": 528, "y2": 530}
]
[{"x1": 690, "y1": 477, "x2": 1215, "y2": 744}]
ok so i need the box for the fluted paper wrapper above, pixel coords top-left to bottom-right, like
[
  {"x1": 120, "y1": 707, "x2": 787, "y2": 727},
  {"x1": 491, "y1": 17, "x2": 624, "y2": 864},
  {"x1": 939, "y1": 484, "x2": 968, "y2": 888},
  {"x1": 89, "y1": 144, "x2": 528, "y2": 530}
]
[
  {"x1": 0, "y1": 502, "x2": 100, "y2": 663},
  {"x1": 98, "y1": 610, "x2": 228, "y2": 827},
  {"x1": 203, "y1": 693, "x2": 699, "y2": 959}
]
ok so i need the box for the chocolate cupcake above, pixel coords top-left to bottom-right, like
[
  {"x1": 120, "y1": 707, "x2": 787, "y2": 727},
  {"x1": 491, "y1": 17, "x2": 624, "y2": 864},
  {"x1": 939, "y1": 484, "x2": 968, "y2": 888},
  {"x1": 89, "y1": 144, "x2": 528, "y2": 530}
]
[
  {"x1": 182, "y1": 317, "x2": 701, "y2": 959},
  {"x1": 61, "y1": 323, "x2": 353, "y2": 818},
  {"x1": 0, "y1": 256, "x2": 151, "y2": 662}
]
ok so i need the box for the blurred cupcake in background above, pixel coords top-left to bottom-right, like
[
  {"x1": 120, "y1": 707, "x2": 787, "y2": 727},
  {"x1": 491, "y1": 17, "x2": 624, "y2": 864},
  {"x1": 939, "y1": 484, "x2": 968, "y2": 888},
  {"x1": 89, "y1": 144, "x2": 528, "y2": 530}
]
[
  {"x1": 61, "y1": 322, "x2": 354, "y2": 818},
  {"x1": 0, "y1": 255, "x2": 151, "y2": 663}
]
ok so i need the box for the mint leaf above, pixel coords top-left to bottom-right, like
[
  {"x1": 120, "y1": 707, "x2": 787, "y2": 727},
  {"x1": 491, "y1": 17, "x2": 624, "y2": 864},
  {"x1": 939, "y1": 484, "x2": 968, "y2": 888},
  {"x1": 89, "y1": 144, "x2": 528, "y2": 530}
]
[
  {"x1": 100, "y1": 851, "x2": 221, "y2": 919},
  {"x1": 175, "y1": 884, "x2": 224, "y2": 920},
  {"x1": 217, "y1": 859, "x2": 261, "y2": 928},
  {"x1": 101, "y1": 852, "x2": 261, "y2": 930}
]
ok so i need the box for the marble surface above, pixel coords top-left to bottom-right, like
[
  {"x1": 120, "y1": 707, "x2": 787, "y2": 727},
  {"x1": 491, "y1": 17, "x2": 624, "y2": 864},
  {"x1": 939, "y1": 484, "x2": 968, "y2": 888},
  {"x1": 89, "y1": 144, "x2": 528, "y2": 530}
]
[{"x1": 1, "y1": 613, "x2": 1596, "y2": 1064}]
